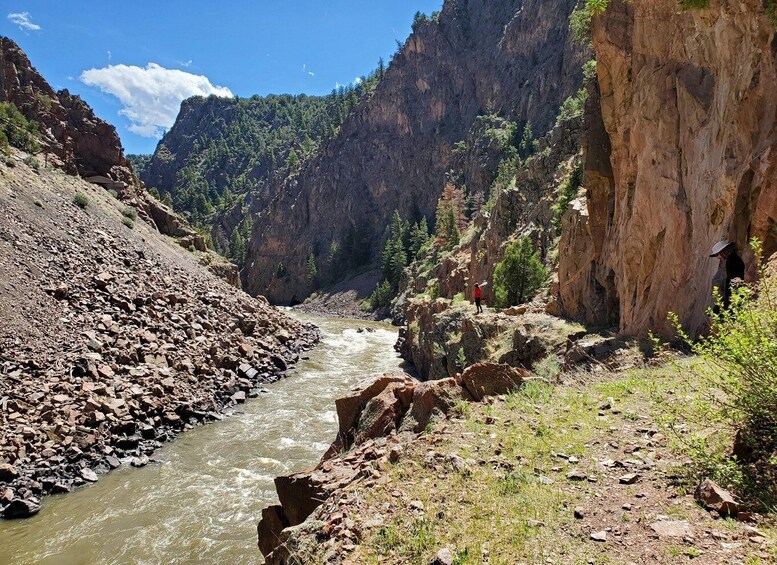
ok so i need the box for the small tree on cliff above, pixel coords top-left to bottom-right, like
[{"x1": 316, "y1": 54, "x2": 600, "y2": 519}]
[
  {"x1": 435, "y1": 183, "x2": 465, "y2": 250},
  {"x1": 493, "y1": 236, "x2": 547, "y2": 307},
  {"x1": 229, "y1": 229, "x2": 246, "y2": 266},
  {"x1": 307, "y1": 253, "x2": 318, "y2": 284}
]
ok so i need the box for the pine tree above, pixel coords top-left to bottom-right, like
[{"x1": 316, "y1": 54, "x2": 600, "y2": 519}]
[
  {"x1": 410, "y1": 218, "x2": 430, "y2": 258},
  {"x1": 229, "y1": 229, "x2": 245, "y2": 266},
  {"x1": 307, "y1": 253, "x2": 317, "y2": 283},
  {"x1": 493, "y1": 237, "x2": 547, "y2": 307}
]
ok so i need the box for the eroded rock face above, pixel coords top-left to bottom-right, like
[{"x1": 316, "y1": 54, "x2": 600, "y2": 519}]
[
  {"x1": 558, "y1": 0, "x2": 777, "y2": 336},
  {"x1": 244, "y1": 0, "x2": 586, "y2": 302}
]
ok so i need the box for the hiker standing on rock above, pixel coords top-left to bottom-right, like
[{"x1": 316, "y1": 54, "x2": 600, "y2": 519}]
[
  {"x1": 473, "y1": 281, "x2": 487, "y2": 314},
  {"x1": 709, "y1": 240, "x2": 745, "y2": 309}
]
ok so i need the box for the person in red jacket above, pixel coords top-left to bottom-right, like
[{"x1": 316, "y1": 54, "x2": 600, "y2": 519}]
[{"x1": 473, "y1": 282, "x2": 487, "y2": 314}]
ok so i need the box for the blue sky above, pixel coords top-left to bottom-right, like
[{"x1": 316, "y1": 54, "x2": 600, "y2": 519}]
[{"x1": 2, "y1": 1, "x2": 443, "y2": 154}]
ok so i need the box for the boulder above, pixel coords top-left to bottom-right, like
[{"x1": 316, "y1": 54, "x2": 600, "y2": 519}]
[
  {"x1": 695, "y1": 479, "x2": 739, "y2": 516},
  {"x1": 0, "y1": 463, "x2": 19, "y2": 482},
  {"x1": 459, "y1": 363, "x2": 527, "y2": 401},
  {"x1": 409, "y1": 377, "x2": 472, "y2": 432},
  {"x1": 354, "y1": 382, "x2": 414, "y2": 443},
  {"x1": 2, "y1": 498, "x2": 40, "y2": 519},
  {"x1": 335, "y1": 372, "x2": 415, "y2": 436},
  {"x1": 257, "y1": 504, "x2": 290, "y2": 557}
]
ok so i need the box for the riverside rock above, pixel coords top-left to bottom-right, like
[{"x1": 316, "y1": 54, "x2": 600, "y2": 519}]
[
  {"x1": 259, "y1": 362, "x2": 527, "y2": 558},
  {"x1": 459, "y1": 363, "x2": 528, "y2": 401}
]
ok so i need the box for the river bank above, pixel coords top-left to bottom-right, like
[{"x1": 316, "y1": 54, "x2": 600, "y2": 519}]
[
  {"x1": 257, "y1": 358, "x2": 777, "y2": 564},
  {"x1": 0, "y1": 159, "x2": 322, "y2": 520},
  {"x1": 0, "y1": 313, "x2": 406, "y2": 564}
]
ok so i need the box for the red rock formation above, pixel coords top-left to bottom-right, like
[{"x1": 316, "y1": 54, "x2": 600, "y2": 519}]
[
  {"x1": 558, "y1": 0, "x2": 777, "y2": 336},
  {"x1": 258, "y1": 362, "x2": 526, "y2": 558}
]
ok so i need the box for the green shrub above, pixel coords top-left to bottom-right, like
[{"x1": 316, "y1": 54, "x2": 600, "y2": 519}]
[
  {"x1": 670, "y1": 239, "x2": 777, "y2": 507},
  {"x1": 120, "y1": 205, "x2": 138, "y2": 220},
  {"x1": 552, "y1": 166, "x2": 583, "y2": 229},
  {"x1": 369, "y1": 279, "x2": 394, "y2": 310},
  {"x1": 0, "y1": 102, "x2": 40, "y2": 154},
  {"x1": 73, "y1": 192, "x2": 89, "y2": 209},
  {"x1": 24, "y1": 156, "x2": 40, "y2": 171},
  {"x1": 532, "y1": 355, "x2": 562, "y2": 381},
  {"x1": 121, "y1": 217, "x2": 135, "y2": 229},
  {"x1": 679, "y1": 0, "x2": 709, "y2": 9},
  {"x1": 556, "y1": 88, "x2": 589, "y2": 126},
  {"x1": 493, "y1": 237, "x2": 547, "y2": 307},
  {"x1": 456, "y1": 347, "x2": 467, "y2": 371},
  {"x1": 569, "y1": 7, "x2": 592, "y2": 46}
]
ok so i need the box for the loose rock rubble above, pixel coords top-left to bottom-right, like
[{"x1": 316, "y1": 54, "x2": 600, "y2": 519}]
[{"x1": 0, "y1": 160, "x2": 318, "y2": 519}]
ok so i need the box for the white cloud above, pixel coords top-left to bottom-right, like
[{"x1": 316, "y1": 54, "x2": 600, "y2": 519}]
[
  {"x1": 107, "y1": 51, "x2": 112, "y2": 60},
  {"x1": 8, "y1": 12, "x2": 41, "y2": 31},
  {"x1": 354, "y1": 77, "x2": 363, "y2": 85},
  {"x1": 179, "y1": 59, "x2": 193, "y2": 67},
  {"x1": 80, "y1": 62, "x2": 232, "y2": 138}
]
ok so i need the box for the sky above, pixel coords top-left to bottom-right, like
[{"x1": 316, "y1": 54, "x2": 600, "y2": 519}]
[{"x1": 2, "y1": 1, "x2": 443, "y2": 154}]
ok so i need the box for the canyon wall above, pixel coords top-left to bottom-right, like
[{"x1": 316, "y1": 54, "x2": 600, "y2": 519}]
[
  {"x1": 244, "y1": 0, "x2": 586, "y2": 303},
  {"x1": 559, "y1": 0, "x2": 777, "y2": 336}
]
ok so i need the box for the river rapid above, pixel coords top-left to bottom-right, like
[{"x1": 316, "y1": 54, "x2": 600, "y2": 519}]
[{"x1": 0, "y1": 312, "x2": 408, "y2": 565}]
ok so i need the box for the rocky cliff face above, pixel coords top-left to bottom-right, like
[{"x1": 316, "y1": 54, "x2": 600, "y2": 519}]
[
  {"x1": 0, "y1": 37, "x2": 214, "y2": 259},
  {"x1": 244, "y1": 0, "x2": 586, "y2": 303},
  {"x1": 0, "y1": 37, "x2": 132, "y2": 182},
  {"x1": 558, "y1": 0, "x2": 777, "y2": 336}
]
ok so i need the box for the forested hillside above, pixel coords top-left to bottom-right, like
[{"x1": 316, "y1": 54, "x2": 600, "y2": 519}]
[{"x1": 140, "y1": 79, "x2": 377, "y2": 258}]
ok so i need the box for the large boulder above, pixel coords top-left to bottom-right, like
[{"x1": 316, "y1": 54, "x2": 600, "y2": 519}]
[
  {"x1": 409, "y1": 377, "x2": 472, "y2": 432},
  {"x1": 2, "y1": 498, "x2": 40, "y2": 519},
  {"x1": 275, "y1": 461, "x2": 359, "y2": 526},
  {"x1": 257, "y1": 505, "x2": 290, "y2": 557},
  {"x1": 459, "y1": 362, "x2": 527, "y2": 401},
  {"x1": 335, "y1": 371, "x2": 415, "y2": 436},
  {"x1": 354, "y1": 382, "x2": 414, "y2": 443}
]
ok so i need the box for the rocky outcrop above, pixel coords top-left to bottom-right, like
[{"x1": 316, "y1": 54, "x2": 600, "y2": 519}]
[
  {"x1": 0, "y1": 37, "x2": 211, "y2": 260},
  {"x1": 558, "y1": 0, "x2": 777, "y2": 336},
  {"x1": 398, "y1": 297, "x2": 584, "y2": 380},
  {"x1": 0, "y1": 156, "x2": 317, "y2": 518},
  {"x1": 257, "y1": 362, "x2": 527, "y2": 560},
  {"x1": 244, "y1": 0, "x2": 587, "y2": 303}
]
